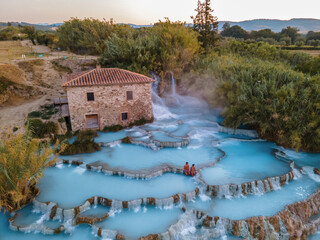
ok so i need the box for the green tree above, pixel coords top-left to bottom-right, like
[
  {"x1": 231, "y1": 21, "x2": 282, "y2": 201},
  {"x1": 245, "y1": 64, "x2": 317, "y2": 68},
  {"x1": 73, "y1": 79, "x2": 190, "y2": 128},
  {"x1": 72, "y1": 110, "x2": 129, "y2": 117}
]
[
  {"x1": 100, "y1": 19, "x2": 201, "y2": 76},
  {"x1": 221, "y1": 25, "x2": 248, "y2": 39},
  {"x1": 249, "y1": 29, "x2": 275, "y2": 40},
  {"x1": 191, "y1": 0, "x2": 219, "y2": 49},
  {"x1": 280, "y1": 37, "x2": 291, "y2": 46},
  {"x1": 22, "y1": 26, "x2": 37, "y2": 45},
  {"x1": 281, "y1": 26, "x2": 299, "y2": 43},
  {"x1": 57, "y1": 18, "x2": 114, "y2": 55}
]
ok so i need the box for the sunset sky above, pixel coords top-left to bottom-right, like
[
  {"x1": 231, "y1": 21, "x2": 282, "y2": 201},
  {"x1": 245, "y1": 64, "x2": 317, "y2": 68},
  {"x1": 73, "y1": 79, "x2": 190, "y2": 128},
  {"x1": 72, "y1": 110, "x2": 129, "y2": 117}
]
[{"x1": 0, "y1": 0, "x2": 319, "y2": 24}]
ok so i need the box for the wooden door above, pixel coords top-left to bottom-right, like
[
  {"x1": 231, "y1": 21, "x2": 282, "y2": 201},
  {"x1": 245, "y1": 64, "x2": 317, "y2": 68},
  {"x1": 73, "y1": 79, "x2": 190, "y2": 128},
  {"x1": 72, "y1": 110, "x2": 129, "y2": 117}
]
[{"x1": 86, "y1": 114, "x2": 99, "y2": 129}]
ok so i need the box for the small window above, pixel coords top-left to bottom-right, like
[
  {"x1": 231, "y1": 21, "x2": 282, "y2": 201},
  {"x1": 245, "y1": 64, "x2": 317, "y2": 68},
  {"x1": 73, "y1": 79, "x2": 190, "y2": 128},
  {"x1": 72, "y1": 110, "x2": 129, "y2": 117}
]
[
  {"x1": 126, "y1": 91, "x2": 133, "y2": 100},
  {"x1": 121, "y1": 112, "x2": 128, "y2": 121},
  {"x1": 87, "y1": 92, "x2": 94, "y2": 101}
]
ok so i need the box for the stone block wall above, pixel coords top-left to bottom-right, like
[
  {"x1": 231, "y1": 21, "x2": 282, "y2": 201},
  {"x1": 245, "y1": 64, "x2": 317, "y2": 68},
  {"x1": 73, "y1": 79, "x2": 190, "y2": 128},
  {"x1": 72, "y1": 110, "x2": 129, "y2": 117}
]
[{"x1": 66, "y1": 83, "x2": 153, "y2": 131}]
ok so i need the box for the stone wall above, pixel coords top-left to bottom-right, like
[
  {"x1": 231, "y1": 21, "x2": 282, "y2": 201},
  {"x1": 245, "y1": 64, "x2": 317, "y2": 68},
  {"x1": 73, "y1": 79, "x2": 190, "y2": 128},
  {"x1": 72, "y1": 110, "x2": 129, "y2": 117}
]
[{"x1": 66, "y1": 83, "x2": 153, "y2": 131}]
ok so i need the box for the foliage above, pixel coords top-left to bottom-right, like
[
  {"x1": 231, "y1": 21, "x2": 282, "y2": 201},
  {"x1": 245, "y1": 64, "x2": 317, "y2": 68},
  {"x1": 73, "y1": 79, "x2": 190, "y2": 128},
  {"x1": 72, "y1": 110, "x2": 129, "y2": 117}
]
[
  {"x1": 60, "y1": 140, "x2": 101, "y2": 155},
  {"x1": 0, "y1": 76, "x2": 14, "y2": 94},
  {"x1": 27, "y1": 104, "x2": 58, "y2": 120},
  {"x1": 307, "y1": 31, "x2": 320, "y2": 41},
  {"x1": 0, "y1": 131, "x2": 53, "y2": 212},
  {"x1": 184, "y1": 46, "x2": 320, "y2": 152},
  {"x1": 60, "y1": 130, "x2": 100, "y2": 155},
  {"x1": 280, "y1": 26, "x2": 299, "y2": 43},
  {"x1": 102, "y1": 124, "x2": 125, "y2": 132},
  {"x1": 221, "y1": 25, "x2": 248, "y2": 39},
  {"x1": 22, "y1": 26, "x2": 37, "y2": 45},
  {"x1": 77, "y1": 129, "x2": 98, "y2": 141},
  {"x1": 0, "y1": 27, "x2": 26, "y2": 41},
  {"x1": 56, "y1": 18, "x2": 115, "y2": 55},
  {"x1": 27, "y1": 119, "x2": 58, "y2": 138},
  {"x1": 100, "y1": 19, "x2": 201, "y2": 76},
  {"x1": 128, "y1": 117, "x2": 153, "y2": 127},
  {"x1": 35, "y1": 31, "x2": 57, "y2": 47},
  {"x1": 216, "y1": 40, "x2": 314, "y2": 73},
  {"x1": 121, "y1": 136, "x2": 132, "y2": 144},
  {"x1": 51, "y1": 60, "x2": 72, "y2": 74},
  {"x1": 191, "y1": 0, "x2": 219, "y2": 48}
]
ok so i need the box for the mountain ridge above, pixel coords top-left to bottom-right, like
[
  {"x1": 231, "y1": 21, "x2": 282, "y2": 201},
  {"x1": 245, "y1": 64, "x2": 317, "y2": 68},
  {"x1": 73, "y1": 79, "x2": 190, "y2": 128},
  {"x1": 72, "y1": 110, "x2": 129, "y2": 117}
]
[{"x1": 1, "y1": 18, "x2": 319, "y2": 33}]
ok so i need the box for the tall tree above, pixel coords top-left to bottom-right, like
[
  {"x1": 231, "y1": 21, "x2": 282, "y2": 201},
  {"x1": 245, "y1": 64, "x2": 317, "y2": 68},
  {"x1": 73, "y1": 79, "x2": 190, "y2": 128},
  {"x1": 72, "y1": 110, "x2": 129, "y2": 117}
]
[{"x1": 191, "y1": 0, "x2": 218, "y2": 49}]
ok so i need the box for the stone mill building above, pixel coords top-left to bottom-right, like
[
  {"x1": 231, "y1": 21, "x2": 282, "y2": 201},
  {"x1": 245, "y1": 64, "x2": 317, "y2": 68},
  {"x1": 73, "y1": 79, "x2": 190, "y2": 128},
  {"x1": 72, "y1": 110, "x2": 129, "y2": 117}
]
[{"x1": 62, "y1": 67, "x2": 155, "y2": 132}]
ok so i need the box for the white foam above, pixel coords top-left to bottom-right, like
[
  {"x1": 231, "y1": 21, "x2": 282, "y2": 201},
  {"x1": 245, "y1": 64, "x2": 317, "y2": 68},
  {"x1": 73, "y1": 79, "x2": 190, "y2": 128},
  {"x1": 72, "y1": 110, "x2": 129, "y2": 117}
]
[
  {"x1": 199, "y1": 194, "x2": 211, "y2": 202},
  {"x1": 73, "y1": 167, "x2": 86, "y2": 175}
]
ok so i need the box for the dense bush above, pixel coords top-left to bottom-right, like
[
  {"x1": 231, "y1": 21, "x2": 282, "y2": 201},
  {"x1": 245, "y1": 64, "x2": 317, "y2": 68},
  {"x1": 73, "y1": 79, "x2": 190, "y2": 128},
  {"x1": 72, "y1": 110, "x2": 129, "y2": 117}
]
[
  {"x1": 184, "y1": 50, "x2": 320, "y2": 152},
  {"x1": 129, "y1": 117, "x2": 153, "y2": 127},
  {"x1": 77, "y1": 129, "x2": 98, "y2": 141},
  {"x1": 27, "y1": 119, "x2": 58, "y2": 138},
  {"x1": 103, "y1": 124, "x2": 125, "y2": 132},
  {"x1": 60, "y1": 140, "x2": 101, "y2": 155},
  {"x1": 99, "y1": 19, "x2": 201, "y2": 76},
  {"x1": 121, "y1": 136, "x2": 132, "y2": 144},
  {"x1": 60, "y1": 130, "x2": 101, "y2": 155},
  {"x1": 57, "y1": 18, "x2": 115, "y2": 55},
  {"x1": 0, "y1": 131, "x2": 53, "y2": 212}
]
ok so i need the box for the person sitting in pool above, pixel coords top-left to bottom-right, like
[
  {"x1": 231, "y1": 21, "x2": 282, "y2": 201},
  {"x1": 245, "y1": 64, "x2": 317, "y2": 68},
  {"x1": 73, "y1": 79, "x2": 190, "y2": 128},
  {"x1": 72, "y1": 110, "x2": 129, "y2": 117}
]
[
  {"x1": 190, "y1": 164, "x2": 196, "y2": 177},
  {"x1": 184, "y1": 162, "x2": 190, "y2": 175}
]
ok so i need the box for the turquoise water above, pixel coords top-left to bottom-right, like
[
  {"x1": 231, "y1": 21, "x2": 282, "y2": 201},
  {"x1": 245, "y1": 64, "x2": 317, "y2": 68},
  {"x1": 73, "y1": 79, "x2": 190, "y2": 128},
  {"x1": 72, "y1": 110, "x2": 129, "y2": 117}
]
[
  {"x1": 187, "y1": 175, "x2": 319, "y2": 220},
  {"x1": 37, "y1": 167, "x2": 197, "y2": 208},
  {"x1": 61, "y1": 144, "x2": 222, "y2": 170},
  {"x1": 96, "y1": 206, "x2": 183, "y2": 239},
  {"x1": 1, "y1": 84, "x2": 320, "y2": 240},
  {"x1": 200, "y1": 140, "x2": 291, "y2": 185}
]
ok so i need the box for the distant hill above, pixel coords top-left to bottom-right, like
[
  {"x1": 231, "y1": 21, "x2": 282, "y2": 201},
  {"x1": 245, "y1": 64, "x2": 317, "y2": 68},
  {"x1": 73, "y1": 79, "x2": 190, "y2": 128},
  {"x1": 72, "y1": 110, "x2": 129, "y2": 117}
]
[
  {"x1": 1, "y1": 18, "x2": 320, "y2": 33},
  {"x1": 0, "y1": 22, "x2": 63, "y2": 31},
  {"x1": 218, "y1": 18, "x2": 320, "y2": 33}
]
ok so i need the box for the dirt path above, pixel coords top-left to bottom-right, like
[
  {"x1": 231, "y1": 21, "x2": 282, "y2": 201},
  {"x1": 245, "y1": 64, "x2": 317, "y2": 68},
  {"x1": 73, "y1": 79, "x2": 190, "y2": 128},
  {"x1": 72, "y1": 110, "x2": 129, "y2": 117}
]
[
  {"x1": 0, "y1": 41, "x2": 98, "y2": 137},
  {"x1": 0, "y1": 95, "x2": 48, "y2": 135}
]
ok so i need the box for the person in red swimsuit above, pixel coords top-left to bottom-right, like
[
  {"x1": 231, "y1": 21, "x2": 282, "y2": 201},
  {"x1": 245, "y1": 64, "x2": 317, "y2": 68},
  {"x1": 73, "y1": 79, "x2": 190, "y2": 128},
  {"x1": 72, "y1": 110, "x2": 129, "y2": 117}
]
[
  {"x1": 184, "y1": 162, "x2": 190, "y2": 175},
  {"x1": 190, "y1": 164, "x2": 196, "y2": 177}
]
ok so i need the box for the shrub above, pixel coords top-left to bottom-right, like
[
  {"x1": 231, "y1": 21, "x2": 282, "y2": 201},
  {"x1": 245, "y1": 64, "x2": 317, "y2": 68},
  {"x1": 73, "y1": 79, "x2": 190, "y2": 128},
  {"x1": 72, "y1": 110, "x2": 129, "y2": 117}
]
[
  {"x1": 60, "y1": 140, "x2": 101, "y2": 155},
  {"x1": 77, "y1": 129, "x2": 98, "y2": 141},
  {"x1": 121, "y1": 136, "x2": 132, "y2": 144},
  {"x1": 51, "y1": 60, "x2": 72, "y2": 74},
  {"x1": 27, "y1": 119, "x2": 58, "y2": 138},
  {"x1": 129, "y1": 117, "x2": 153, "y2": 127},
  {"x1": 59, "y1": 130, "x2": 100, "y2": 155},
  {"x1": 0, "y1": 131, "x2": 53, "y2": 212},
  {"x1": 103, "y1": 124, "x2": 124, "y2": 132},
  {"x1": 27, "y1": 111, "x2": 42, "y2": 118}
]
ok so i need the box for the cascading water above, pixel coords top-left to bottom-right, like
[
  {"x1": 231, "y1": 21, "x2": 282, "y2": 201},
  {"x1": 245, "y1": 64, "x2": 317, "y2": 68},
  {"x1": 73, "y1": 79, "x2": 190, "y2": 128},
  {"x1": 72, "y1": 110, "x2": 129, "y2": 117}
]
[{"x1": 151, "y1": 74, "x2": 177, "y2": 120}]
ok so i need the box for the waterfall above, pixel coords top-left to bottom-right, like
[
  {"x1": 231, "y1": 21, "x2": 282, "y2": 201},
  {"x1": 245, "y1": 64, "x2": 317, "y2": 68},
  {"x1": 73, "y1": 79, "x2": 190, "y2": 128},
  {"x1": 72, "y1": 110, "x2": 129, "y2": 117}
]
[
  {"x1": 269, "y1": 177, "x2": 281, "y2": 190},
  {"x1": 151, "y1": 74, "x2": 177, "y2": 120}
]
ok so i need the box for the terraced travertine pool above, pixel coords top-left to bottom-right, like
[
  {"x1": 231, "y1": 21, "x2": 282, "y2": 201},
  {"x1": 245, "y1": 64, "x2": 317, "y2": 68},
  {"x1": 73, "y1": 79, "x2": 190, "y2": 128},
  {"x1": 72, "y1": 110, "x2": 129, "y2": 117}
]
[{"x1": 1, "y1": 81, "x2": 320, "y2": 240}]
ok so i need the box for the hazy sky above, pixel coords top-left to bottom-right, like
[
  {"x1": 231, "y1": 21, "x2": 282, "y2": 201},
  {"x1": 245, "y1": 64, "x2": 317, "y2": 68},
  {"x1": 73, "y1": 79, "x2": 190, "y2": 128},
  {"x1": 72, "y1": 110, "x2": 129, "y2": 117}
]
[{"x1": 0, "y1": 0, "x2": 319, "y2": 24}]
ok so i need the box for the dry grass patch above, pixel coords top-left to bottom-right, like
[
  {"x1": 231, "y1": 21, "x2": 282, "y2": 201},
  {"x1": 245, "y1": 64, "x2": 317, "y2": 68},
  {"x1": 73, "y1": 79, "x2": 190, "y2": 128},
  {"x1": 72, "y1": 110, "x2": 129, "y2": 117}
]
[
  {"x1": 0, "y1": 41, "x2": 31, "y2": 63},
  {"x1": 0, "y1": 64, "x2": 26, "y2": 85}
]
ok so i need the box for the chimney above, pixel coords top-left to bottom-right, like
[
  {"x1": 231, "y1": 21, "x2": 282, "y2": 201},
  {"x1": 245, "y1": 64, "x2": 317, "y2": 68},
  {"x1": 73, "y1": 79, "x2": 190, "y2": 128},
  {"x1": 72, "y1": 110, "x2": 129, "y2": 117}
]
[{"x1": 96, "y1": 64, "x2": 101, "y2": 69}]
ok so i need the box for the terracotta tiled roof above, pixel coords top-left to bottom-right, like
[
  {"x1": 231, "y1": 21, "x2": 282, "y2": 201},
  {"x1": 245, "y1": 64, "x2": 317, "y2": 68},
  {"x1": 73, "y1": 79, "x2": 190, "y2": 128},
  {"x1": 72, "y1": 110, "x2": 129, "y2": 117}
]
[{"x1": 62, "y1": 68, "x2": 155, "y2": 87}]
